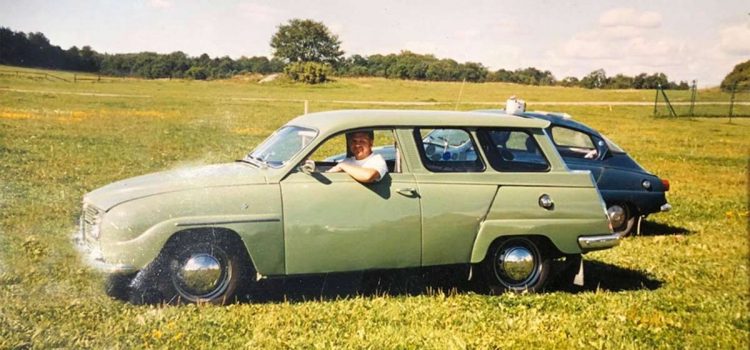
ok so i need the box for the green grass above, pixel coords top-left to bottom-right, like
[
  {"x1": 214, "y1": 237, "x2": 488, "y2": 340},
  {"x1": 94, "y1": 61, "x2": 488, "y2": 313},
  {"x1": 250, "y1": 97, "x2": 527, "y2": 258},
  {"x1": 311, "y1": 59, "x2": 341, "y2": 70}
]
[{"x1": 1, "y1": 66, "x2": 748, "y2": 349}]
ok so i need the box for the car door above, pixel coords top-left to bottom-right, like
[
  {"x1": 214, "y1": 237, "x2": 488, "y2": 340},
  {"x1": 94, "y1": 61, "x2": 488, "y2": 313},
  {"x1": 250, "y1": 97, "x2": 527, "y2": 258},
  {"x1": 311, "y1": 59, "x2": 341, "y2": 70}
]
[
  {"x1": 409, "y1": 128, "x2": 498, "y2": 266},
  {"x1": 280, "y1": 129, "x2": 421, "y2": 275}
]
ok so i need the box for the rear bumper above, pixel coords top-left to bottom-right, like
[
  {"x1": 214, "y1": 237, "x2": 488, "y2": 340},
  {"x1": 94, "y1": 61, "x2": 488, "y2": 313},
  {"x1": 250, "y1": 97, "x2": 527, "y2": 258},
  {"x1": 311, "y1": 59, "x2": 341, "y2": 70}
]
[{"x1": 578, "y1": 233, "x2": 620, "y2": 252}]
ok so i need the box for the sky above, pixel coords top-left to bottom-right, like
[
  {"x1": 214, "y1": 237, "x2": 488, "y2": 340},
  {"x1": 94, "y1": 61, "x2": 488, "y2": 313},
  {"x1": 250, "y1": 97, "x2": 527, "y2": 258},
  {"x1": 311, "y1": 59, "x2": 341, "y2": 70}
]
[{"x1": 1, "y1": 0, "x2": 748, "y2": 87}]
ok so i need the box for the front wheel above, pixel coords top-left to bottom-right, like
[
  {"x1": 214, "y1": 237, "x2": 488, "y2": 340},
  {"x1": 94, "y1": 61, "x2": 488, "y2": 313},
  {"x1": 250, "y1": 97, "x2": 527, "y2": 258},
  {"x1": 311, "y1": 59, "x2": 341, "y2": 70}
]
[
  {"x1": 131, "y1": 234, "x2": 252, "y2": 304},
  {"x1": 482, "y1": 237, "x2": 550, "y2": 294}
]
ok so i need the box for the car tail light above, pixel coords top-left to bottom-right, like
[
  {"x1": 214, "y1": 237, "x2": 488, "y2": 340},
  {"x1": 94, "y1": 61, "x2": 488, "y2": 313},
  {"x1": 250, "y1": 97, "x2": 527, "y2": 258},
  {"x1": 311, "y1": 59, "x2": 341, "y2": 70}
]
[{"x1": 661, "y1": 179, "x2": 670, "y2": 191}]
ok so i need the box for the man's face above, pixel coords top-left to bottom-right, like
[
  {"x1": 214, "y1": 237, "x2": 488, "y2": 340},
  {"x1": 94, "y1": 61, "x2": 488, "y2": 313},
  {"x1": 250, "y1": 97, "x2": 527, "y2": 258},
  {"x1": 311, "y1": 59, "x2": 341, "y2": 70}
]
[{"x1": 349, "y1": 132, "x2": 373, "y2": 160}]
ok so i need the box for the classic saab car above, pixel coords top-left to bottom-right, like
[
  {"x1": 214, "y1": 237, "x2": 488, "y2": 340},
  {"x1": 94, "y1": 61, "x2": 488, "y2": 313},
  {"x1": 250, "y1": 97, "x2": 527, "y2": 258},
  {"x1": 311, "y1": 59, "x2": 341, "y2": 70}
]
[{"x1": 77, "y1": 110, "x2": 618, "y2": 304}]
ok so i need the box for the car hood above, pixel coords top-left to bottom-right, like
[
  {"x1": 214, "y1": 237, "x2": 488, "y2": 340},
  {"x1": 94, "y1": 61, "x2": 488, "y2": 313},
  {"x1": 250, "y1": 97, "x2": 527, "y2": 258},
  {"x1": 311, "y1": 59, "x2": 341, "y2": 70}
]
[{"x1": 84, "y1": 162, "x2": 267, "y2": 211}]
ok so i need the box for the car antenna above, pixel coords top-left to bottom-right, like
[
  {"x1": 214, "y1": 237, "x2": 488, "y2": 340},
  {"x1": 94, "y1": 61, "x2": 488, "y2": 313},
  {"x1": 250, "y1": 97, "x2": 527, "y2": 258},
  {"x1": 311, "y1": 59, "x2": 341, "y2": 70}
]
[{"x1": 454, "y1": 78, "x2": 466, "y2": 111}]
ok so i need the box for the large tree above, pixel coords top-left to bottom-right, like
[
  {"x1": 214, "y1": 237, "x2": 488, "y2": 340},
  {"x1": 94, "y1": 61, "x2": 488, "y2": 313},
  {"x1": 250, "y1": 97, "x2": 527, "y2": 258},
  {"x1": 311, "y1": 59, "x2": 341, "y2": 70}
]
[
  {"x1": 721, "y1": 59, "x2": 750, "y2": 91},
  {"x1": 270, "y1": 19, "x2": 343, "y2": 65}
]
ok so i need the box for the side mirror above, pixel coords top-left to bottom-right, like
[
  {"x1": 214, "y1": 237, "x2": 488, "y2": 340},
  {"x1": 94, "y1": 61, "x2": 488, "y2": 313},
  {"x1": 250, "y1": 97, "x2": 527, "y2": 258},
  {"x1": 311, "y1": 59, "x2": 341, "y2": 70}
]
[{"x1": 301, "y1": 159, "x2": 316, "y2": 174}]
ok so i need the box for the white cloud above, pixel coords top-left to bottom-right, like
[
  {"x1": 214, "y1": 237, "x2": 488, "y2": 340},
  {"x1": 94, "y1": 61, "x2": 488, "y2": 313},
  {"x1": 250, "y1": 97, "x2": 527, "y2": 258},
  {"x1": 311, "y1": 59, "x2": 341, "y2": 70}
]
[
  {"x1": 548, "y1": 7, "x2": 694, "y2": 80},
  {"x1": 146, "y1": 0, "x2": 172, "y2": 9},
  {"x1": 236, "y1": 2, "x2": 283, "y2": 23},
  {"x1": 599, "y1": 7, "x2": 662, "y2": 28},
  {"x1": 719, "y1": 22, "x2": 750, "y2": 56}
]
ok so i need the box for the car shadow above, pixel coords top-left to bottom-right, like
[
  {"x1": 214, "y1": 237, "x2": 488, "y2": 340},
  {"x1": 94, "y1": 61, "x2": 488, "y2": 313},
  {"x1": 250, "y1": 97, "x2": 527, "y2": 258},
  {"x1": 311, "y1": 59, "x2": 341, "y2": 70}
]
[
  {"x1": 546, "y1": 259, "x2": 662, "y2": 293},
  {"x1": 238, "y1": 260, "x2": 662, "y2": 304},
  {"x1": 633, "y1": 219, "x2": 692, "y2": 236}
]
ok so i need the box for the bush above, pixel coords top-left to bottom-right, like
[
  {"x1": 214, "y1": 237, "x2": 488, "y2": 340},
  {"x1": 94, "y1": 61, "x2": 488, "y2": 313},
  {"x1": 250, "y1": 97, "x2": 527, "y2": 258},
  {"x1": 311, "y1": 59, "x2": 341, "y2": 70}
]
[
  {"x1": 185, "y1": 66, "x2": 208, "y2": 80},
  {"x1": 284, "y1": 62, "x2": 331, "y2": 84}
]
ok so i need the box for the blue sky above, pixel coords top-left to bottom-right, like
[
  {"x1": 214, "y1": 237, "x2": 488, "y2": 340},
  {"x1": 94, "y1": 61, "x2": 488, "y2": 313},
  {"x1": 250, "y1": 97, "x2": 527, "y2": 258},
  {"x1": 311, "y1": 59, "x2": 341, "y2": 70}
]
[{"x1": 1, "y1": 0, "x2": 748, "y2": 86}]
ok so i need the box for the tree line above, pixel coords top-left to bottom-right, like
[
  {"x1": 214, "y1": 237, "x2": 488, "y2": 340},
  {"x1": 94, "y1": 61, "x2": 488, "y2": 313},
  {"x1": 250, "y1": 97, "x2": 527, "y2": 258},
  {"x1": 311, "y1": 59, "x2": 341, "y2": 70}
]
[
  {"x1": 0, "y1": 27, "x2": 284, "y2": 79},
  {"x1": 0, "y1": 25, "x2": 691, "y2": 89}
]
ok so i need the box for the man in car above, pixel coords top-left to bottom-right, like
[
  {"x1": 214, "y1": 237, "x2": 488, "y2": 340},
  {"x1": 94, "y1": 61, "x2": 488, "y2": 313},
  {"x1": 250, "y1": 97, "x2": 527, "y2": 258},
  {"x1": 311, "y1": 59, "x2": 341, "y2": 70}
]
[{"x1": 327, "y1": 130, "x2": 388, "y2": 183}]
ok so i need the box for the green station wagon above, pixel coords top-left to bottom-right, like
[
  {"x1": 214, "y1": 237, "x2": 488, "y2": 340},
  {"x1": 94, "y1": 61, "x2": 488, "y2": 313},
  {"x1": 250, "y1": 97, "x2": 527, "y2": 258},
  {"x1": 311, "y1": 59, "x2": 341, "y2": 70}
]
[{"x1": 76, "y1": 110, "x2": 619, "y2": 304}]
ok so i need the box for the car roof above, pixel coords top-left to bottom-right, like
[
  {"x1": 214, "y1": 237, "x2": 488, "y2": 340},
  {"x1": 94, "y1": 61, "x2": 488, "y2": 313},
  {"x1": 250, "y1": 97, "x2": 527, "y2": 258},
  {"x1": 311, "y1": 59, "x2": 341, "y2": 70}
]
[
  {"x1": 473, "y1": 109, "x2": 601, "y2": 136},
  {"x1": 287, "y1": 109, "x2": 551, "y2": 133}
]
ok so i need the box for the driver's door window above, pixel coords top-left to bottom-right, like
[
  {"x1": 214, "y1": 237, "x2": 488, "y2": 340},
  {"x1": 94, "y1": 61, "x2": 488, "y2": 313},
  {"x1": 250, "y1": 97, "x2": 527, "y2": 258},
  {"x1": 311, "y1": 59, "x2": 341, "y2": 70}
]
[{"x1": 307, "y1": 129, "x2": 401, "y2": 173}]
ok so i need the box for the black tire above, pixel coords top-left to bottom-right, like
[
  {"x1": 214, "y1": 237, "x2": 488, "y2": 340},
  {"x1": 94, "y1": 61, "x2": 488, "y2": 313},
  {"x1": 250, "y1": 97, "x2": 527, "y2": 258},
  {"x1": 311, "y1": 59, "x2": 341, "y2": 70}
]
[
  {"x1": 607, "y1": 203, "x2": 636, "y2": 237},
  {"x1": 104, "y1": 273, "x2": 135, "y2": 301},
  {"x1": 130, "y1": 233, "x2": 253, "y2": 305},
  {"x1": 482, "y1": 237, "x2": 550, "y2": 294}
]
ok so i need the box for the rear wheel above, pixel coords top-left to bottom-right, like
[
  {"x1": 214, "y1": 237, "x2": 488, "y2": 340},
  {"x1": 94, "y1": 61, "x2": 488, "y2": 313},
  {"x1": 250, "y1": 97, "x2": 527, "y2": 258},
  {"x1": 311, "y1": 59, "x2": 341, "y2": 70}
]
[
  {"x1": 482, "y1": 237, "x2": 550, "y2": 294},
  {"x1": 607, "y1": 203, "x2": 636, "y2": 237}
]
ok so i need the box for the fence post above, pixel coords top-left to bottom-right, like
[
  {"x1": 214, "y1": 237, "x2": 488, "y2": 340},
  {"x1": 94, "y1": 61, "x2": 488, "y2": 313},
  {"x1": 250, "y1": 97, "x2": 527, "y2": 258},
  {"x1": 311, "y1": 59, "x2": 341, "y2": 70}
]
[
  {"x1": 304, "y1": 100, "x2": 309, "y2": 114},
  {"x1": 728, "y1": 81, "x2": 737, "y2": 124},
  {"x1": 689, "y1": 80, "x2": 696, "y2": 116},
  {"x1": 653, "y1": 85, "x2": 660, "y2": 116},
  {"x1": 74, "y1": 74, "x2": 77, "y2": 83}
]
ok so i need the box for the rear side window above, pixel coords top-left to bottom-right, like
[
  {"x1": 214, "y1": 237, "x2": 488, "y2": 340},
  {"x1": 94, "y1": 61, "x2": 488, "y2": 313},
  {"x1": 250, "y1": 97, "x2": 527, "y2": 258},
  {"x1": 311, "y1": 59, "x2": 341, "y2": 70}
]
[
  {"x1": 414, "y1": 128, "x2": 484, "y2": 172},
  {"x1": 550, "y1": 126, "x2": 599, "y2": 159},
  {"x1": 477, "y1": 129, "x2": 550, "y2": 172}
]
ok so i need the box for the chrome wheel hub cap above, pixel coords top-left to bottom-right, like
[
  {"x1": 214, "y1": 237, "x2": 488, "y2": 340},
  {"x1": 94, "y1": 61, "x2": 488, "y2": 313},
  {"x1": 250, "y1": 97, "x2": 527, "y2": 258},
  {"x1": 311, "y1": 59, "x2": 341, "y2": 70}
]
[
  {"x1": 499, "y1": 247, "x2": 535, "y2": 282},
  {"x1": 177, "y1": 254, "x2": 224, "y2": 297},
  {"x1": 607, "y1": 205, "x2": 626, "y2": 229}
]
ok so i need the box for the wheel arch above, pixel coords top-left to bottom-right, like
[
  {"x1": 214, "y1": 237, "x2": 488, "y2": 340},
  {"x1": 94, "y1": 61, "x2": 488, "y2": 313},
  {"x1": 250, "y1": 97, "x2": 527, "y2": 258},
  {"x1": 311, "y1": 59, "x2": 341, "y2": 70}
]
[
  {"x1": 476, "y1": 234, "x2": 563, "y2": 264},
  {"x1": 470, "y1": 221, "x2": 582, "y2": 264},
  {"x1": 161, "y1": 227, "x2": 255, "y2": 268}
]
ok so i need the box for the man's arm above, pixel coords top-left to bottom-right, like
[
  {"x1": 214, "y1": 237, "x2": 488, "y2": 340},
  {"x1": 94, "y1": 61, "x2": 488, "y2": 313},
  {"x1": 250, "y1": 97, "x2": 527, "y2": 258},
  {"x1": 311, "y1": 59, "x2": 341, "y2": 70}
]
[{"x1": 328, "y1": 162, "x2": 381, "y2": 183}]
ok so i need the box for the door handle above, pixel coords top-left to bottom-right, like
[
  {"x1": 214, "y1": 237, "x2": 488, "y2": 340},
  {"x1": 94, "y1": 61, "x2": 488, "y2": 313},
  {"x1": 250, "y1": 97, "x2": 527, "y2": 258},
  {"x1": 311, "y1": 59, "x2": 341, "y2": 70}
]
[
  {"x1": 538, "y1": 194, "x2": 554, "y2": 210},
  {"x1": 396, "y1": 188, "x2": 418, "y2": 197}
]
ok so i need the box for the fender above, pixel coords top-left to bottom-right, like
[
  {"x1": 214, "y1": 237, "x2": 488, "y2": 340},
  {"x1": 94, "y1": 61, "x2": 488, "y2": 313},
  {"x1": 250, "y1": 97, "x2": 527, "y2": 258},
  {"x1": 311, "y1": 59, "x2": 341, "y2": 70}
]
[
  {"x1": 469, "y1": 217, "x2": 610, "y2": 263},
  {"x1": 99, "y1": 214, "x2": 284, "y2": 275}
]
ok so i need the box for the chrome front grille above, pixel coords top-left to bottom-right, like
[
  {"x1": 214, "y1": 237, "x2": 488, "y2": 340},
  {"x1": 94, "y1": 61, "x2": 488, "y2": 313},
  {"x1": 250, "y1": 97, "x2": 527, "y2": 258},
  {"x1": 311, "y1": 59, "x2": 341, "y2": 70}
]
[{"x1": 82, "y1": 204, "x2": 101, "y2": 239}]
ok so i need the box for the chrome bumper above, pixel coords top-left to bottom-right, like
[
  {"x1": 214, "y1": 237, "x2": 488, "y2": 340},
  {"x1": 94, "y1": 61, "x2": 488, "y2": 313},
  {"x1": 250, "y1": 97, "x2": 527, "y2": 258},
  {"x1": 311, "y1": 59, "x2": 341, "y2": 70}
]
[
  {"x1": 578, "y1": 233, "x2": 620, "y2": 251},
  {"x1": 660, "y1": 203, "x2": 672, "y2": 212},
  {"x1": 73, "y1": 228, "x2": 137, "y2": 274}
]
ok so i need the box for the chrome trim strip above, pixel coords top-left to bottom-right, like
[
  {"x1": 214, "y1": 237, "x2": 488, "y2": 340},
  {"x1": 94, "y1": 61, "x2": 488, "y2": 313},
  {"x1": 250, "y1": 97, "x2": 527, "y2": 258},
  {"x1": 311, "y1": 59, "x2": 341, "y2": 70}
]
[
  {"x1": 175, "y1": 218, "x2": 281, "y2": 227},
  {"x1": 578, "y1": 234, "x2": 620, "y2": 251}
]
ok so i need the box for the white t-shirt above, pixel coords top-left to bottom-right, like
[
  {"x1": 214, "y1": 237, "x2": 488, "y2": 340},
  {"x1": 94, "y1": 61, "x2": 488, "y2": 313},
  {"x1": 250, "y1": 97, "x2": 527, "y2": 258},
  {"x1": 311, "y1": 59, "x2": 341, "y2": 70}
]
[{"x1": 340, "y1": 153, "x2": 388, "y2": 181}]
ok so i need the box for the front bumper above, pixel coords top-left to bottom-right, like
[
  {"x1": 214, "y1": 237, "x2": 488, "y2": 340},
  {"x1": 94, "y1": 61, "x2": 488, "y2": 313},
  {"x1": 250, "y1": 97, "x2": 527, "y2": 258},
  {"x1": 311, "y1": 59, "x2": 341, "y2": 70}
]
[
  {"x1": 73, "y1": 228, "x2": 137, "y2": 274},
  {"x1": 578, "y1": 233, "x2": 620, "y2": 252}
]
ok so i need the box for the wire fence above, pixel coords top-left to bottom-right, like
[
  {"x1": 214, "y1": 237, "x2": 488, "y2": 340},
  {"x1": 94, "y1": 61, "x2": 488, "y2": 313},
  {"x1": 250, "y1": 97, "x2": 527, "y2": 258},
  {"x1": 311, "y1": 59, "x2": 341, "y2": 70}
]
[
  {"x1": 654, "y1": 83, "x2": 750, "y2": 120},
  {"x1": 0, "y1": 69, "x2": 119, "y2": 83}
]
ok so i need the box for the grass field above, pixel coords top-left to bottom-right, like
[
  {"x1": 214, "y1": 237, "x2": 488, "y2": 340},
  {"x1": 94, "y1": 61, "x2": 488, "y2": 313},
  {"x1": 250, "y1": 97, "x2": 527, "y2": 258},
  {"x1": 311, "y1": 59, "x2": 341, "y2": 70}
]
[{"x1": 1, "y1": 65, "x2": 748, "y2": 349}]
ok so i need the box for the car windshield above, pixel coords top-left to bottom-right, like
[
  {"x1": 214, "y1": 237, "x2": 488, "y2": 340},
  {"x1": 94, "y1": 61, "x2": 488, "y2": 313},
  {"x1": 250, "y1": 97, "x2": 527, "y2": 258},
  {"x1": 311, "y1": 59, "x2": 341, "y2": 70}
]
[{"x1": 246, "y1": 126, "x2": 317, "y2": 168}]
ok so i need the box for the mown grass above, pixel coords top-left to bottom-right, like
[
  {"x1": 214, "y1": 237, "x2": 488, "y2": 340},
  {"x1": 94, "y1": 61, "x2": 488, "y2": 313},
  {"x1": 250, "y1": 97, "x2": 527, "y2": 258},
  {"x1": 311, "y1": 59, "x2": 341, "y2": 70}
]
[{"x1": 0, "y1": 66, "x2": 748, "y2": 349}]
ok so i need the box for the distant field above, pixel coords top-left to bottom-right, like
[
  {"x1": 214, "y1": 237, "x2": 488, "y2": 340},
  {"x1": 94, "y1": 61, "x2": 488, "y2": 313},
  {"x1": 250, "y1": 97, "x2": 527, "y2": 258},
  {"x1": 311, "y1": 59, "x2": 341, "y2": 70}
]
[{"x1": 0, "y1": 66, "x2": 748, "y2": 348}]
